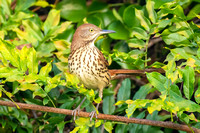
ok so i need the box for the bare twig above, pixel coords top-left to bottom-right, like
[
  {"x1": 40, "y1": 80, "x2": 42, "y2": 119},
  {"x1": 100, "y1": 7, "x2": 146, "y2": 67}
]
[
  {"x1": 0, "y1": 100, "x2": 199, "y2": 133},
  {"x1": 54, "y1": 0, "x2": 59, "y2": 5},
  {"x1": 11, "y1": 0, "x2": 17, "y2": 10},
  {"x1": 114, "y1": 79, "x2": 123, "y2": 96},
  {"x1": 32, "y1": 6, "x2": 41, "y2": 12},
  {"x1": 113, "y1": 74, "x2": 146, "y2": 85},
  {"x1": 141, "y1": 37, "x2": 163, "y2": 51}
]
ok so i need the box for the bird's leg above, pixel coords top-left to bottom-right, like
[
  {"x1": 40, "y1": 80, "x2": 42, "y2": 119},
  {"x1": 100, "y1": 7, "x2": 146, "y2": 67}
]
[
  {"x1": 72, "y1": 97, "x2": 86, "y2": 120},
  {"x1": 89, "y1": 87, "x2": 103, "y2": 121}
]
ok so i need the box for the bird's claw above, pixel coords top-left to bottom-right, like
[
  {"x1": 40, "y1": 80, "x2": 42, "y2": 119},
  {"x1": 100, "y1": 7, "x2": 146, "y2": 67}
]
[
  {"x1": 72, "y1": 107, "x2": 81, "y2": 121},
  {"x1": 89, "y1": 110, "x2": 98, "y2": 121}
]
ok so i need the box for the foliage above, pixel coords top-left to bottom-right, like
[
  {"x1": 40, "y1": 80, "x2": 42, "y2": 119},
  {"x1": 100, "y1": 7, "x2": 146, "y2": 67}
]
[{"x1": 0, "y1": 0, "x2": 200, "y2": 132}]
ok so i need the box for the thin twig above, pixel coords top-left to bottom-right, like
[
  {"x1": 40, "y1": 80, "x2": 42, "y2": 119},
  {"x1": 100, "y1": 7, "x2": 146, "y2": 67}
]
[
  {"x1": 113, "y1": 74, "x2": 146, "y2": 85},
  {"x1": 141, "y1": 37, "x2": 163, "y2": 51},
  {"x1": 114, "y1": 79, "x2": 123, "y2": 96},
  {"x1": 32, "y1": 6, "x2": 41, "y2": 12},
  {"x1": 54, "y1": 0, "x2": 59, "y2": 5},
  {"x1": 0, "y1": 100, "x2": 199, "y2": 133}
]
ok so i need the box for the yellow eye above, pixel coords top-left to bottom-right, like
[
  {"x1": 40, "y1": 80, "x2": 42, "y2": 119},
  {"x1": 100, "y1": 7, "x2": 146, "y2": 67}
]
[{"x1": 89, "y1": 29, "x2": 94, "y2": 32}]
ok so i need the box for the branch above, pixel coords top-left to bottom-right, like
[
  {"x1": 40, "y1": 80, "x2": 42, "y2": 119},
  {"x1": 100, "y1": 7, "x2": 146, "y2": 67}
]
[
  {"x1": 109, "y1": 68, "x2": 165, "y2": 76},
  {"x1": 0, "y1": 100, "x2": 199, "y2": 133}
]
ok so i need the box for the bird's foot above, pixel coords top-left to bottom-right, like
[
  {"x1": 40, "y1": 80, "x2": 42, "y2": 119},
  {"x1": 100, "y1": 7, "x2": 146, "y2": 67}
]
[
  {"x1": 72, "y1": 106, "x2": 81, "y2": 121},
  {"x1": 89, "y1": 110, "x2": 98, "y2": 121}
]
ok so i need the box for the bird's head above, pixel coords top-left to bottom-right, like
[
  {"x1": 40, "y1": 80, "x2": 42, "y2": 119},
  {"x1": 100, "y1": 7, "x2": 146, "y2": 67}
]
[{"x1": 71, "y1": 23, "x2": 115, "y2": 51}]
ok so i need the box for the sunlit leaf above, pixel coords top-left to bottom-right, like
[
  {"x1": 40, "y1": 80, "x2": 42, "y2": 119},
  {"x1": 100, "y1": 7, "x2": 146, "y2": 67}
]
[
  {"x1": 146, "y1": 0, "x2": 157, "y2": 23},
  {"x1": 181, "y1": 66, "x2": 195, "y2": 99},
  {"x1": 131, "y1": 27, "x2": 148, "y2": 40},
  {"x1": 22, "y1": 19, "x2": 44, "y2": 41},
  {"x1": 104, "y1": 122, "x2": 113, "y2": 133},
  {"x1": 27, "y1": 47, "x2": 38, "y2": 74},
  {"x1": 135, "y1": 9, "x2": 150, "y2": 31},
  {"x1": 43, "y1": 9, "x2": 60, "y2": 35},
  {"x1": 15, "y1": 0, "x2": 35, "y2": 12},
  {"x1": 39, "y1": 62, "x2": 52, "y2": 77}
]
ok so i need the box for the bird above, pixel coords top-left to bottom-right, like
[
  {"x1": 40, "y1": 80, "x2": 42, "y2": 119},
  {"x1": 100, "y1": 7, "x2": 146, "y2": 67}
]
[{"x1": 68, "y1": 23, "x2": 115, "y2": 120}]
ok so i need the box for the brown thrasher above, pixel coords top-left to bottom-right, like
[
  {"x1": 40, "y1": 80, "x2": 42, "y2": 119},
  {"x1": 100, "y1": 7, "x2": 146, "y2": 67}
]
[{"x1": 68, "y1": 23, "x2": 115, "y2": 120}]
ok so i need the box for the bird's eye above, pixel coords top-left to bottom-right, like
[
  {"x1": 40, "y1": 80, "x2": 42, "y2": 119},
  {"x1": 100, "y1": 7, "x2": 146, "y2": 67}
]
[{"x1": 89, "y1": 29, "x2": 94, "y2": 32}]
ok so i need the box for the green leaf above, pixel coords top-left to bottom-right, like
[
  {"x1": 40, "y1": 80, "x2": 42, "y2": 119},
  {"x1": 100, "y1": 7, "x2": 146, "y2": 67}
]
[
  {"x1": 0, "y1": 0, "x2": 12, "y2": 16},
  {"x1": 187, "y1": 4, "x2": 200, "y2": 20},
  {"x1": 33, "y1": 1, "x2": 52, "y2": 8},
  {"x1": 22, "y1": 19, "x2": 44, "y2": 41},
  {"x1": 162, "y1": 33, "x2": 189, "y2": 45},
  {"x1": 39, "y1": 62, "x2": 52, "y2": 77},
  {"x1": 43, "y1": 9, "x2": 60, "y2": 35},
  {"x1": 33, "y1": 88, "x2": 47, "y2": 98},
  {"x1": 123, "y1": 5, "x2": 140, "y2": 28},
  {"x1": 103, "y1": 95, "x2": 115, "y2": 114},
  {"x1": 146, "y1": 72, "x2": 167, "y2": 93},
  {"x1": 115, "y1": 124, "x2": 128, "y2": 133},
  {"x1": 133, "y1": 84, "x2": 152, "y2": 100},
  {"x1": 131, "y1": 27, "x2": 148, "y2": 40},
  {"x1": 104, "y1": 122, "x2": 113, "y2": 133},
  {"x1": 146, "y1": 0, "x2": 157, "y2": 23},
  {"x1": 162, "y1": 5, "x2": 186, "y2": 19},
  {"x1": 152, "y1": 0, "x2": 173, "y2": 9},
  {"x1": 135, "y1": 8, "x2": 151, "y2": 31},
  {"x1": 88, "y1": 1, "x2": 108, "y2": 13},
  {"x1": 27, "y1": 48, "x2": 38, "y2": 74},
  {"x1": 108, "y1": 21, "x2": 129, "y2": 40},
  {"x1": 117, "y1": 78, "x2": 131, "y2": 102},
  {"x1": 19, "y1": 82, "x2": 41, "y2": 91},
  {"x1": 15, "y1": 0, "x2": 36, "y2": 12},
  {"x1": 127, "y1": 38, "x2": 145, "y2": 49},
  {"x1": 0, "y1": 40, "x2": 20, "y2": 67},
  {"x1": 57, "y1": 121, "x2": 65, "y2": 133},
  {"x1": 181, "y1": 66, "x2": 195, "y2": 99},
  {"x1": 19, "y1": 46, "x2": 29, "y2": 72},
  {"x1": 56, "y1": 0, "x2": 87, "y2": 22},
  {"x1": 195, "y1": 79, "x2": 200, "y2": 104},
  {"x1": 112, "y1": 8, "x2": 123, "y2": 23},
  {"x1": 158, "y1": 19, "x2": 171, "y2": 29}
]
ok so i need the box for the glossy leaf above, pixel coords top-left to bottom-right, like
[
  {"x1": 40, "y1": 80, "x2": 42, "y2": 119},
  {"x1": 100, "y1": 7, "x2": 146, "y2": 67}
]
[
  {"x1": 108, "y1": 21, "x2": 129, "y2": 40},
  {"x1": 131, "y1": 27, "x2": 148, "y2": 40},
  {"x1": 181, "y1": 66, "x2": 195, "y2": 99},
  {"x1": 146, "y1": 0, "x2": 157, "y2": 23},
  {"x1": 135, "y1": 8, "x2": 151, "y2": 31},
  {"x1": 27, "y1": 48, "x2": 38, "y2": 74},
  {"x1": 195, "y1": 79, "x2": 200, "y2": 104},
  {"x1": 22, "y1": 20, "x2": 44, "y2": 41},
  {"x1": 104, "y1": 122, "x2": 113, "y2": 133},
  {"x1": 103, "y1": 95, "x2": 115, "y2": 114},
  {"x1": 123, "y1": 5, "x2": 140, "y2": 28},
  {"x1": 127, "y1": 38, "x2": 145, "y2": 49},
  {"x1": 146, "y1": 72, "x2": 167, "y2": 93},
  {"x1": 15, "y1": 0, "x2": 35, "y2": 12},
  {"x1": 117, "y1": 78, "x2": 131, "y2": 102},
  {"x1": 56, "y1": 0, "x2": 87, "y2": 22},
  {"x1": 43, "y1": 9, "x2": 60, "y2": 35},
  {"x1": 39, "y1": 62, "x2": 52, "y2": 77}
]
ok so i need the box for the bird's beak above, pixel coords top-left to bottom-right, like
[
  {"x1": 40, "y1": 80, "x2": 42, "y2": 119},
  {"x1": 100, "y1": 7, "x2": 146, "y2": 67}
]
[{"x1": 100, "y1": 30, "x2": 116, "y2": 34}]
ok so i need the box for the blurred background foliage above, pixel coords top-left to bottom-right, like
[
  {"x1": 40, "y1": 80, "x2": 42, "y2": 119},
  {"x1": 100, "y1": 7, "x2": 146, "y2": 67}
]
[{"x1": 0, "y1": 0, "x2": 200, "y2": 132}]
